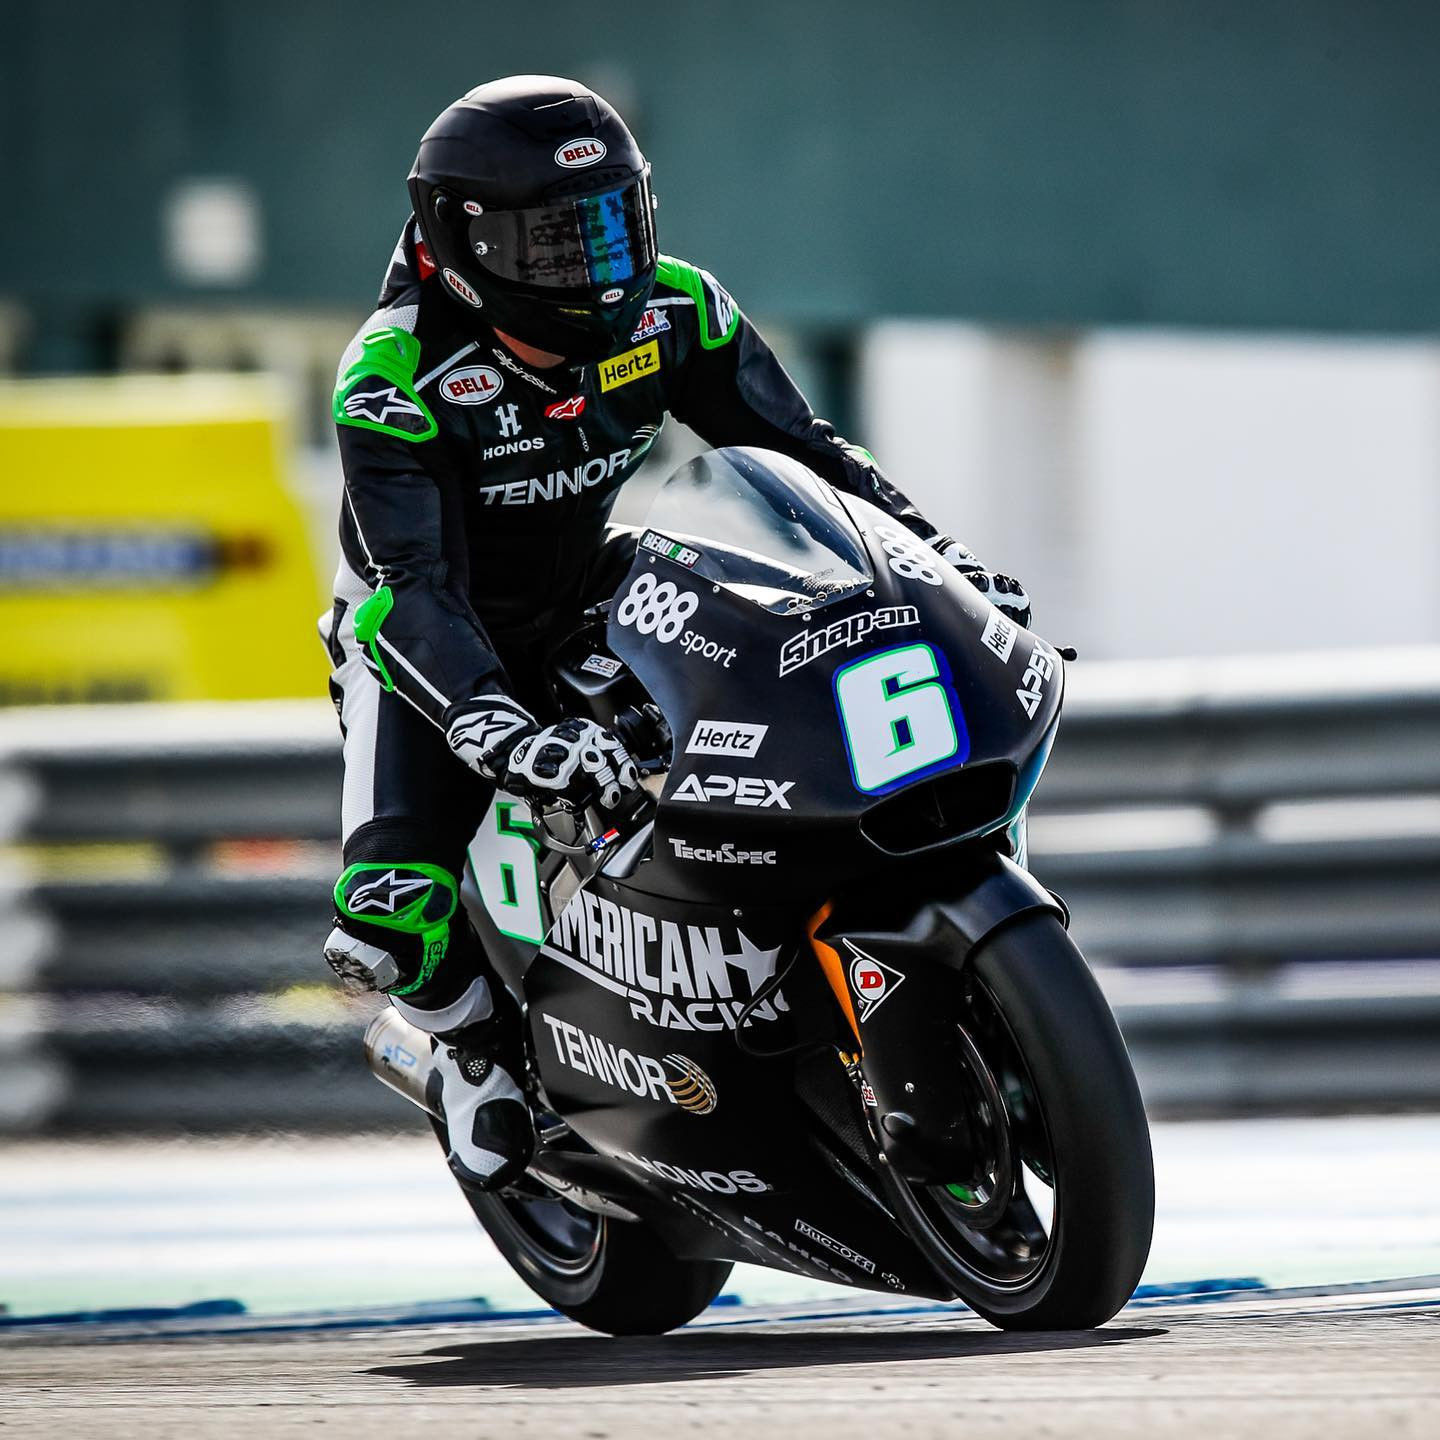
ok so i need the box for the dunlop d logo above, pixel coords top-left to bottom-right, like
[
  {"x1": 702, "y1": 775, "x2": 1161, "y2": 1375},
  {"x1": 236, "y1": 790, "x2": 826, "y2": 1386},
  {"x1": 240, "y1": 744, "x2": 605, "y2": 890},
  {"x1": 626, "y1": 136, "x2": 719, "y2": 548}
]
[{"x1": 599, "y1": 340, "x2": 660, "y2": 392}]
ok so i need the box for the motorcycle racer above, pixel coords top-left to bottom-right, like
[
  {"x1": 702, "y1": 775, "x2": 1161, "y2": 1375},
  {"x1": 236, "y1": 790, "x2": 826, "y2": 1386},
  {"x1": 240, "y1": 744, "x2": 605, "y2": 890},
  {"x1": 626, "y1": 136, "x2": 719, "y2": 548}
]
[{"x1": 321, "y1": 74, "x2": 1031, "y2": 1191}]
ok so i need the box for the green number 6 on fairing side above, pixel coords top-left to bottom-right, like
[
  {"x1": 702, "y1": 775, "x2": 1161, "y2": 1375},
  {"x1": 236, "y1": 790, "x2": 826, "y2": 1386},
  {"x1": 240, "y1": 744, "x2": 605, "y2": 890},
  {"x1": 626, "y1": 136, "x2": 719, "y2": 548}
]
[{"x1": 834, "y1": 642, "x2": 968, "y2": 794}]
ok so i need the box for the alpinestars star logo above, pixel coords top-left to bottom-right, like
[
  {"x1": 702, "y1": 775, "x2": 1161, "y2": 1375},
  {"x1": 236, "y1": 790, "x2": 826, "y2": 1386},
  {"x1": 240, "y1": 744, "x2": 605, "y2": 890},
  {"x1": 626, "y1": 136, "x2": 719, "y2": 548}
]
[
  {"x1": 450, "y1": 708, "x2": 529, "y2": 757},
  {"x1": 342, "y1": 385, "x2": 425, "y2": 428},
  {"x1": 348, "y1": 870, "x2": 431, "y2": 914}
]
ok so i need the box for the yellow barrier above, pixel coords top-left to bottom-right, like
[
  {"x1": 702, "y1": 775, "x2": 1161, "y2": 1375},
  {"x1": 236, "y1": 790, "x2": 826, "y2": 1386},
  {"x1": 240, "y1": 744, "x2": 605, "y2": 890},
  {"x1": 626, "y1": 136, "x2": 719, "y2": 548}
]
[{"x1": 0, "y1": 375, "x2": 327, "y2": 704}]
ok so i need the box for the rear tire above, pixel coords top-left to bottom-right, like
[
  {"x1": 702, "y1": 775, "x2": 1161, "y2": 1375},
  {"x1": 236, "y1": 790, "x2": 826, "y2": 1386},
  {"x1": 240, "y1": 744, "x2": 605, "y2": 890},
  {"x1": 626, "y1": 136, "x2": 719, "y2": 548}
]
[
  {"x1": 886, "y1": 912, "x2": 1154, "y2": 1329},
  {"x1": 462, "y1": 1182, "x2": 733, "y2": 1336}
]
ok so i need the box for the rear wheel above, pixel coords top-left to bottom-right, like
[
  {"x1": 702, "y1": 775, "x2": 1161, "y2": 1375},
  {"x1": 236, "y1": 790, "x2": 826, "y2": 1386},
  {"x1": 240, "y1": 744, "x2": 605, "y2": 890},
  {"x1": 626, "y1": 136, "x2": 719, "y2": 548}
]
[
  {"x1": 457, "y1": 1174, "x2": 733, "y2": 1335},
  {"x1": 882, "y1": 912, "x2": 1154, "y2": 1329}
]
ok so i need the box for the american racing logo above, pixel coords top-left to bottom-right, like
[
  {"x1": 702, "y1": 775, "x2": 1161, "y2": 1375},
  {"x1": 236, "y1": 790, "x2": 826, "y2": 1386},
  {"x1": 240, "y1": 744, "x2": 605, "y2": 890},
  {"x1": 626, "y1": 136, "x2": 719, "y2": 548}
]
[
  {"x1": 778, "y1": 606, "x2": 920, "y2": 677},
  {"x1": 614, "y1": 574, "x2": 737, "y2": 667},
  {"x1": 477, "y1": 448, "x2": 631, "y2": 506},
  {"x1": 981, "y1": 608, "x2": 1018, "y2": 664},
  {"x1": 619, "y1": 1152, "x2": 769, "y2": 1194},
  {"x1": 542, "y1": 891, "x2": 788, "y2": 1032},
  {"x1": 795, "y1": 1218, "x2": 877, "y2": 1274},
  {"x1": 598, "y1": 340, "x2": 660, "y2": 392},
  {"x1": 630, "y1": 307, "x2": 672, "y2": 343},
  {"x1": 1016, "y1": 642, "x2": 1056, "y2": 718},
  {"x1": 640, "y1": 529, "x2": 701, "y2": 569},
  {"x1": 672, "y1": 774, "x2": 793, "y2": 808},
  {"x1": 539, "y1": 1015, "x2": 717, "y2": 1114},
  {"x1": 669, "y1": 838, "x2": 777, "y2": 866},
  {"x1": 685, "y1": 720, "x2": 767, "y2": 757},
  {"x1": 846, "y1": 942, "x2": 906, "y2": 1022},
  {"x1": 439, "y1": 365, "x2": 503, "y2": 405}
]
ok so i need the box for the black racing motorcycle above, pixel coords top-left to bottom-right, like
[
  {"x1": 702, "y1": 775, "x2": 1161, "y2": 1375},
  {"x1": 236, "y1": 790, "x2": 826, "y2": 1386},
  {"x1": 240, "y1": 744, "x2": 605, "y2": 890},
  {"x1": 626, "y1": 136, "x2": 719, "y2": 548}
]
[{"x1": 366, "y1": 445, "x2": 1154, "y2": 1335}]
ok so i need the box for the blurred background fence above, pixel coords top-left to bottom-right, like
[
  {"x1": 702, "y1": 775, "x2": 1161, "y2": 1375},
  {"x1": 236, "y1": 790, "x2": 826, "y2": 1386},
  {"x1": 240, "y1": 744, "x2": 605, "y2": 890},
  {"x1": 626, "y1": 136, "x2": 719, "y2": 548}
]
[{"x1": 2, "y1": 649, "x2": 1437, "y2": 1135}]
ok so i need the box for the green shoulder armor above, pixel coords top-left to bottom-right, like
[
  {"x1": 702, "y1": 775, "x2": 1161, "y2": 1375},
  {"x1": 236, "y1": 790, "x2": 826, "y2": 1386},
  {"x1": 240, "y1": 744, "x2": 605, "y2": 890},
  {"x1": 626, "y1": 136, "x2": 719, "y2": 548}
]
[
  {"x1": 655, "y1": 256, "x2": 741, "y2": 350},
  {"x1": 333, "y1": 327, "x2": 438, "y2": 442}
]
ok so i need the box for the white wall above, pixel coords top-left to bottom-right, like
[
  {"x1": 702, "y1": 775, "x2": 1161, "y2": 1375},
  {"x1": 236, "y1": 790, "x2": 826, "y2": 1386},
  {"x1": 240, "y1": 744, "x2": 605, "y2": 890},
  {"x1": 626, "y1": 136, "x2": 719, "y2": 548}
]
[{"x1": 859, "y1": 323, "x2": 1440, "y2": 659}]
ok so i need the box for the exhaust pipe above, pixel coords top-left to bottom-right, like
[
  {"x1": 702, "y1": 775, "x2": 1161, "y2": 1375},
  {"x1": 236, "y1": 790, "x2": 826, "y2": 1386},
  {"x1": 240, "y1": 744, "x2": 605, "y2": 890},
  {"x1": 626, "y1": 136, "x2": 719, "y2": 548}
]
[{"x1": 364, "y1": 1008, "x2": 440, "y2": 1117}]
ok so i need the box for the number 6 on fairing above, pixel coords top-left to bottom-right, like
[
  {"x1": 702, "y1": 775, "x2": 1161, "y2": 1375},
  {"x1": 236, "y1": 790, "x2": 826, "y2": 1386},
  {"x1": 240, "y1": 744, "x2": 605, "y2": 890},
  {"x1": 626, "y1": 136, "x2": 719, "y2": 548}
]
[{"x1": 834, "y1": 643, "x2": 967, "y2": 793}]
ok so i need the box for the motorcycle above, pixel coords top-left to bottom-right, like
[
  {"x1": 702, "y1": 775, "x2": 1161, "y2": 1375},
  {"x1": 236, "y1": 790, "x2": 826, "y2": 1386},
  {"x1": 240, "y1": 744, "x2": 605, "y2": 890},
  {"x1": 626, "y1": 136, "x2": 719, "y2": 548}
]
[{"x1": 366, "y1": 445, "x2": 1155, "y2": 1335}]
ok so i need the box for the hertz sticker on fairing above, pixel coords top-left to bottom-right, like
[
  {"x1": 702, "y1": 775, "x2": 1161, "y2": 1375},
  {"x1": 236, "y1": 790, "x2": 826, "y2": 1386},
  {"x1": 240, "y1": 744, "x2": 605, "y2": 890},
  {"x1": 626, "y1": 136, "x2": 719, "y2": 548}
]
[{"x1": 598, "y1": 341, "x2": 660, "y2": 392}]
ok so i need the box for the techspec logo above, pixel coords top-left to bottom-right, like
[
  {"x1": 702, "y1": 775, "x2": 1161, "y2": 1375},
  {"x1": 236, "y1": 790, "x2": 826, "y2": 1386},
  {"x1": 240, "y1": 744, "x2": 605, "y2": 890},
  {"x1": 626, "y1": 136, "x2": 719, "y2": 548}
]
[
  {"x1": 542, "y1": 890, "x2": 787, "y2": 1032},
  {"x1": 778, "y1": 606, "x2": 920, "y2": 676}
]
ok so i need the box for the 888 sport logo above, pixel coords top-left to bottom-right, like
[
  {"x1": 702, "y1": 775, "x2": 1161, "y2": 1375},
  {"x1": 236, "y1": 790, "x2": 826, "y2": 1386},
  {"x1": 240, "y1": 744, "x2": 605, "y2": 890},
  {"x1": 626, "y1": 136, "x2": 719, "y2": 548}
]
[{"x1": 614, "y1": 573, "x2": 738, "y2": 668}]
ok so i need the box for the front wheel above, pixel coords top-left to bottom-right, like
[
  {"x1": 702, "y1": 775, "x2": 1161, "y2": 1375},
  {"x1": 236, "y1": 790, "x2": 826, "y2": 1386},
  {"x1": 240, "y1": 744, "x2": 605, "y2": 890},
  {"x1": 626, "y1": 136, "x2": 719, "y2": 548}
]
[
  {"x1": 882, "y1": 912, "x2": 1154, "y2": 1329},
  {"x1": 460, "y1": 1179, "x2": 733, "y2": 1335}
]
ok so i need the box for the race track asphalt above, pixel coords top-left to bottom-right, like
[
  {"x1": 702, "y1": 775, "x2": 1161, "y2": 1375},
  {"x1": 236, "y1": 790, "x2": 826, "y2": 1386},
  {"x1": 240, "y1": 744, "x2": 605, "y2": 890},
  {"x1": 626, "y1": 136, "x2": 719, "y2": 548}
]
[{"x1": 3, "y1": 1286, "x2": 1437, "y2": 1439}]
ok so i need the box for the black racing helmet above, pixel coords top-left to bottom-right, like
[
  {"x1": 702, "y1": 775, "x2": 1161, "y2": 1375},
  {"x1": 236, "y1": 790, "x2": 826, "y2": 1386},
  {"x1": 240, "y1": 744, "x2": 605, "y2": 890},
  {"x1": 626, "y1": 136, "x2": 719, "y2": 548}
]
[{"x1": 409, "y1": 76, "x2": 658, "y2": 362}]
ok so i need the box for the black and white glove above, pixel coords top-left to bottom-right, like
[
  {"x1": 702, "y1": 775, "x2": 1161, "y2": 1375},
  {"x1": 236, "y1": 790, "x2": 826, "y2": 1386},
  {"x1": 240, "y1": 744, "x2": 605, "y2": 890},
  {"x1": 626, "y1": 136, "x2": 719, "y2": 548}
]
[
  {"x1": 447, "y1": 696, "x2": 640, "y2": 812},
  {"x1": 930, "y1": 536, "x2": 1033, "y2": 629}
]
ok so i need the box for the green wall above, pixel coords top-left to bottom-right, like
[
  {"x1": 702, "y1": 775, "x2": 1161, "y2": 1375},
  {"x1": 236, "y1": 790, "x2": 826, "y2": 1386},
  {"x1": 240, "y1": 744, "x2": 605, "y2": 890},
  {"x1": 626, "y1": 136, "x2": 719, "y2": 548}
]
[{"x1": 4, "y1": 0, "x2": 1438, "y2": 356}]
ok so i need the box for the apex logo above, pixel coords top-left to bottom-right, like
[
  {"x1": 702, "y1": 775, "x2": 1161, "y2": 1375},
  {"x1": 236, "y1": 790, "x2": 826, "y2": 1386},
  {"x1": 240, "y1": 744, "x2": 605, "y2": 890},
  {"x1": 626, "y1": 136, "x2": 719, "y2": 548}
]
[{"x1": 672, "y1": 774, "x2": 793, "y2": 809}]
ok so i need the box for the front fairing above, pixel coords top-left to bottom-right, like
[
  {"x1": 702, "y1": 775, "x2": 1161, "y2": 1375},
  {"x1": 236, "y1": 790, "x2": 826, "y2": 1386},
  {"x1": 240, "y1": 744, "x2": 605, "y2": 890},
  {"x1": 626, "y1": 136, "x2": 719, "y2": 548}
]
[{"x1": 606, "y1": 463, "x2": 1061, "y2": 906}]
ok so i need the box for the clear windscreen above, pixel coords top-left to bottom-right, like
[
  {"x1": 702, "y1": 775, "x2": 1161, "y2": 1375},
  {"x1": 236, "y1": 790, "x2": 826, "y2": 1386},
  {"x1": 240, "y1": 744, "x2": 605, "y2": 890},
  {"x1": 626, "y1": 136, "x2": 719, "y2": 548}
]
[{"x1": 638, "y1": 448, "x2": 874, "y2": 614}]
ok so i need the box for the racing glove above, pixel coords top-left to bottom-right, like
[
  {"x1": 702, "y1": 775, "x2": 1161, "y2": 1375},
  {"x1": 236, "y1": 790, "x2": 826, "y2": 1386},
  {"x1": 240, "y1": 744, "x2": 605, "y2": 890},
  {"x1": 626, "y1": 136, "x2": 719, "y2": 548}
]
[
  {"x1": 447, "y1": 696, "x2": 640, "y2": 812},
  {"x1": 930, "y1": 536, "x2": 1033, "y2": 629}
]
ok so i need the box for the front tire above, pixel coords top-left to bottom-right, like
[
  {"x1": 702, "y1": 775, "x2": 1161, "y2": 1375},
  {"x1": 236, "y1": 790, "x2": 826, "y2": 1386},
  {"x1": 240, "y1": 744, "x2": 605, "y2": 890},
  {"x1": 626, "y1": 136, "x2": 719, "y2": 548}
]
[
  {"x1": 461, "y1": 1181, "x2": 733, "y2": 1335},
  {"x1": 884, "y1": 912, "x2": 1154, "y2": 1329}
]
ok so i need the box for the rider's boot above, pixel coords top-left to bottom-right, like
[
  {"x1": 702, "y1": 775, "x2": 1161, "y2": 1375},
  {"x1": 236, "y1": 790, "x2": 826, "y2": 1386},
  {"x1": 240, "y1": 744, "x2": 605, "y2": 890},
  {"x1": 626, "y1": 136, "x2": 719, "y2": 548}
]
[
  {"x1": 416, "y1": 978, "x2": 534, "y2": 1190},
  {"x1": 326, "y1": 857, "x2": 533, "y2": 1190}
]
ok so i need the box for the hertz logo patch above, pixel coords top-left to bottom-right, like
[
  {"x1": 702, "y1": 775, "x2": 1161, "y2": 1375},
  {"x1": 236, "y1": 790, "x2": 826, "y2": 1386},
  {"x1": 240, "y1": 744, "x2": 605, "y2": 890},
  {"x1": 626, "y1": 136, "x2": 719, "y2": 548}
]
[{"x1": 599, "y1": 340, "x2": 661, "y2": 392}]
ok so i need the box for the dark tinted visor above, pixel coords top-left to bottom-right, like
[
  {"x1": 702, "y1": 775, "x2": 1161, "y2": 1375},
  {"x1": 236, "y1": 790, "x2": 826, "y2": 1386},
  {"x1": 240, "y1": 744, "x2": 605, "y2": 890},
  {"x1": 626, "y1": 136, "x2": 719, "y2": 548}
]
[{"x1": 467, "y1": 174, "x2": 655, "y2": 292}]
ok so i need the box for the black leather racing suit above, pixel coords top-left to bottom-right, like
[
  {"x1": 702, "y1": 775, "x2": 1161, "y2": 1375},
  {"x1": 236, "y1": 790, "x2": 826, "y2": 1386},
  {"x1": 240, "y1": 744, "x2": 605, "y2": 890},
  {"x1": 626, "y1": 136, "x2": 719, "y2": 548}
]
[{"x1": 324, "y1": 221, "x2": 941, "y2": 1013}]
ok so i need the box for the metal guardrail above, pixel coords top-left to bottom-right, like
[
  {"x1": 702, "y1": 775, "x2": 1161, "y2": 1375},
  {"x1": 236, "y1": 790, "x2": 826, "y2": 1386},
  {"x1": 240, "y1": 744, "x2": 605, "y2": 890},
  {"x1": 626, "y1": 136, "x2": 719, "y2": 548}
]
[{"x1": 2, "y1": 648, "x2": 1438, "y2": 1131}]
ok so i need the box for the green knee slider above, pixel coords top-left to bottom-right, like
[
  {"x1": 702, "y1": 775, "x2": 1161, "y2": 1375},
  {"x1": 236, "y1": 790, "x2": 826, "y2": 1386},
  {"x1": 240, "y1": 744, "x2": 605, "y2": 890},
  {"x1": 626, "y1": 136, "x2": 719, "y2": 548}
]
[{"x1": 333, "y1": 862, "x2": 459, "y2": 996}]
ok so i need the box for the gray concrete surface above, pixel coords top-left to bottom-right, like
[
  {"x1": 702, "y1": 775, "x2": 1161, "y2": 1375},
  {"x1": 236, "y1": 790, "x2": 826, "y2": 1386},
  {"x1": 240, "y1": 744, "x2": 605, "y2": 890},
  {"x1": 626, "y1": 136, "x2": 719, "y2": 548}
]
[{"x1": 3, "y1": 1293, "x2": 1436, "y2": 1439}]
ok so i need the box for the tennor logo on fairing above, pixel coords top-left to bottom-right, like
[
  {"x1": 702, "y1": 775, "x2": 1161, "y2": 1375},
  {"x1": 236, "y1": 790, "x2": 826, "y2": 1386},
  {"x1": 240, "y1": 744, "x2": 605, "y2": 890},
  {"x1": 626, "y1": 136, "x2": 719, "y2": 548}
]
[
  {"x1": 541, "y1": 889, "x2": 788, "y2": 1032},
  {"x1": 539, "y1": 1014, "x2": 717, "y2": 1113}
]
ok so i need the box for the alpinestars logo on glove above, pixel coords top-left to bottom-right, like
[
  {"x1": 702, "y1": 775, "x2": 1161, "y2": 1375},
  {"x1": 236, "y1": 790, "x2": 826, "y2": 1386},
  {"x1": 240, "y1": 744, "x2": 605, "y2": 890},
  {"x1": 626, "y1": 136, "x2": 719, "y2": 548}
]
[{"x1": 347, "y1": 870, "x2": 432, "y2": 913}]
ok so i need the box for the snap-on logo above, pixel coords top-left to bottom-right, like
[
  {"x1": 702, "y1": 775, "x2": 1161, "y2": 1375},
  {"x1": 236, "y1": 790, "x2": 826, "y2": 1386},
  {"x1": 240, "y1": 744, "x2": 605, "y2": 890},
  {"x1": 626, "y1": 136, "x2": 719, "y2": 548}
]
[
  {"x1": 555, "y1": 137, "x2": 607, "y2": 169},
  {"x1": 443, "y1": 268, "x2": 483, "y2": 307},
  {"x1": 439, "y1": 365, "x2": 504, "y2": 405}
]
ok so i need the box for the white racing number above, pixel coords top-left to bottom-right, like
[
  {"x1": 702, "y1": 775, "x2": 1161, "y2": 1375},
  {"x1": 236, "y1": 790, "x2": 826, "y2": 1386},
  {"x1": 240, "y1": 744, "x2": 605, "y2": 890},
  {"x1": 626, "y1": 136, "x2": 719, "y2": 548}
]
[
  {"x1": 615, "y1": 573, "x2": 737, "y2": 666},
  {"x1": 834, "y1": 642, "x2": 965, "y2": 793},
  {"x1": 873, "y1": 525, "x2": 943, "y2": 588},
  {"x1": 468, "y1": 797, "x2": 543, "y2": 945},
  {"x1": 615, "y1": 572, "x2": 699, "y2": 640}
]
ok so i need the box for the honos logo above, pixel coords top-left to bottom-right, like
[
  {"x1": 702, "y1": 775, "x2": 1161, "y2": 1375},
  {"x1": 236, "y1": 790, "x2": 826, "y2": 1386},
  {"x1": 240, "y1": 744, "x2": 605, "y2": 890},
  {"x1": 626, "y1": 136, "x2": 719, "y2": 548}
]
[
  {"x1": 440, "y1": 365, "x2": 504, "y2": 405},
  {"x1": 555, "y1": 137, "x2": 607, "y2": 169},
  {"x1": 620, "y1": 1152, "x2": 768, "y2": 1194},
  {"x1": 443, "y1": 268, "x2": 483, "y2": 307}
]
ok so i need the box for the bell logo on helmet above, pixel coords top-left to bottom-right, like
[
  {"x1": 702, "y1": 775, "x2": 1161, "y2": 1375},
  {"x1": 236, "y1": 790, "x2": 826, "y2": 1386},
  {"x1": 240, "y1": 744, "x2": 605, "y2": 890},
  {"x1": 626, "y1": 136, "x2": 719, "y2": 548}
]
[
  {"x1": 462, "y1": 199, "x2": 483, "y2": 216},
  {"x1": 440, "y1": 365, "x2": 504, "y2": 405},
  {"x1": 555, "y1": 137, "x2": 607, "y2": 169},
  {"x1": 600, "y1": 287, "x2": 624, "y2": 304},
  {"x1": 443, "y1": 268, "x2": 483, "y2": 307}
]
